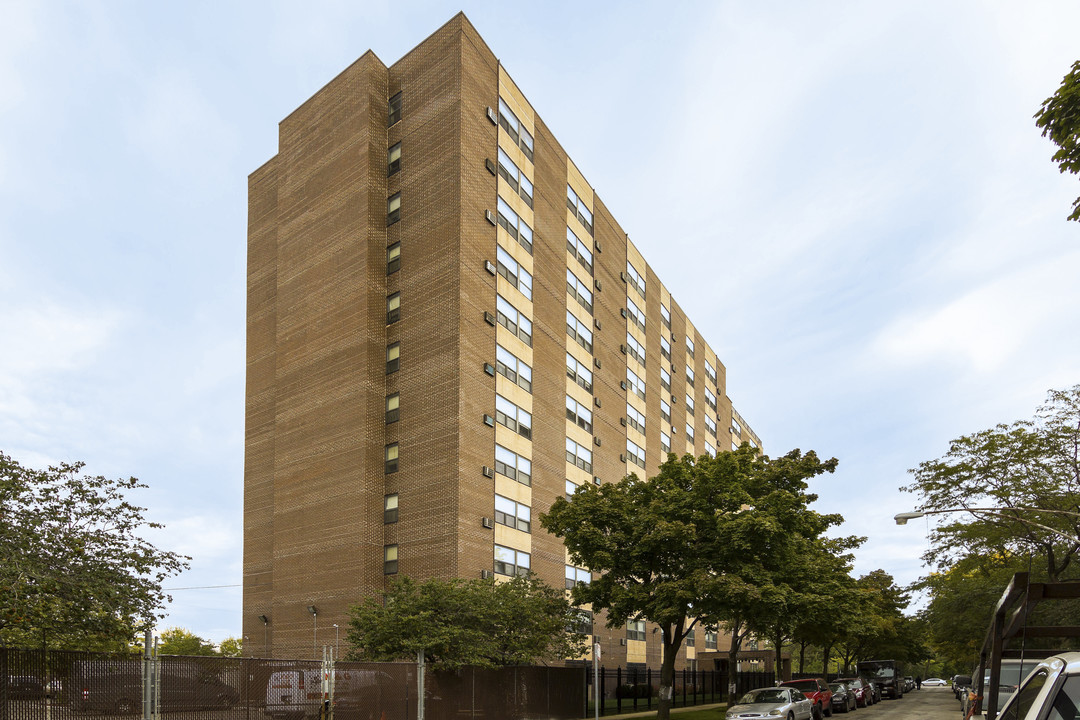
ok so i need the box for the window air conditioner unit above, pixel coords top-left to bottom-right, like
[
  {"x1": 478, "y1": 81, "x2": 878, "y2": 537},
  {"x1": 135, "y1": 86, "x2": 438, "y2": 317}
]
[
  {"x1": 619, "y1": 454, "x2": 626, "y2": 462},
  {"x1": 485, "y1": 158, "x2": 496, "y2": 175},
  {"x1": 482, "y1": 517, "x2": 494, "y2": 529},
  {"x1": 620, "y1": 271, "x2": 627, "y2": 282},
  {"x1": 594, "y1": 319, "x2": 602, "y2": 330},
  {"x1": 619, "y1": 344, "x2": 627, "y2": 354},
  {"x1": 619, "y1": 381, "x2": 627, "y2": 390},
  {"x1": 620, "y1": 639, "x2": 627, "y2": 646},
  {"x1": 485, "y1": 209, "x2": 496, "y2": 225},
  {"x1": 620, "y1": 308, "x2": 628, "y2": 319},
  {"x1": 595, "y1": 241, "x2": 601, "y2": 254},
  {"x1": 484, "y1": 311, "x2": 496, "y2": 326},
  {"x1": 594, "y1": 397, "x2": 601, "y2": 407},
  {"x1": 482, "y1": 466, "x2": 494, "y2": 478},
  {"x1": 484, "y1": 363, "x2": 495, "y2": 376},
  {"x1": 483, "y1": 414, "x2": 495, "y2": 427},
  {"x1": 485, "y1": 260, "x2": 496, "y2": 275},
  {"x1": 593, "y1": 476, "x2": 601, "y2": 485},
  {"x1": 594, "y1": 437, "x2": 602, "y2": 446},
  {"x1": 486, "y1": 106, "x2": 498, "y2": 125},
  {"x1": 619, "y1": 417, "x2": 626, "y2": 427},
  {"x1": 594, "y1": 358, "x2": 601, "y2": 369},
  {"x1": 594, "y1": 279, "x2": 602, "y2": 291},
  {"x1": 481, "y1": 569, "x2": 494, "y2": 579}
]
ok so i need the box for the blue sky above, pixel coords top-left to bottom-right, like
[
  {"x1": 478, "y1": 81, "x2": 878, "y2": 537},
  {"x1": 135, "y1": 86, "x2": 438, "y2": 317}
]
[{"x1": 2, "y1": 1, "x2": 1078, "y2": 643}]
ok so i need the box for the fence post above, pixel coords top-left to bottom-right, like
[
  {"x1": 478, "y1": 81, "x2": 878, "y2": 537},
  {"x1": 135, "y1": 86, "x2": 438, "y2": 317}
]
[
  {"x1": 647, "y1": 667, "x2": 652, "y2": 710},
  {"x1": 416, "y1": 650, "x2": 425, "y2": 720}
]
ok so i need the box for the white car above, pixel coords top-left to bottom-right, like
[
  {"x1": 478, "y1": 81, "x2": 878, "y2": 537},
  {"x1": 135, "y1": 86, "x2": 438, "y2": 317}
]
[
  {"x1": 726, "y1": 687, "x2": 814, "y2": 720},
  {"x1": 922, "y1": 677, "x2": 947, "y2": 686},
  {"x1": 993, "y1": 652, "x2": 1080, "y2": 720}
]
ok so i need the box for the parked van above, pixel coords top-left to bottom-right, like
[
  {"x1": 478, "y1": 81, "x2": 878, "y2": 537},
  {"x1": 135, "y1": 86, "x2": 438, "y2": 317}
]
[{"x1": 264, "y1": 668, "x2": 389, "y2": 720}]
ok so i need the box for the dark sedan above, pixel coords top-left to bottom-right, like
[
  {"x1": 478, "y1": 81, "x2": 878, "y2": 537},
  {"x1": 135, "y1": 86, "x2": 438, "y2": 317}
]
[
  {"x1": 829, "y1": 681, "x2": 858, "y2": 713},
  {"x1": 836, "y1": 677, "x2": 874, "y2": 707}
]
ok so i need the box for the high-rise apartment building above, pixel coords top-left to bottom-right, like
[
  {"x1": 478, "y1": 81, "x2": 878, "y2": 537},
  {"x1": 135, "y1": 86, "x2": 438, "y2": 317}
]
[{"x1": 244, "y1": 13, "x2": 761, "y2": 668}]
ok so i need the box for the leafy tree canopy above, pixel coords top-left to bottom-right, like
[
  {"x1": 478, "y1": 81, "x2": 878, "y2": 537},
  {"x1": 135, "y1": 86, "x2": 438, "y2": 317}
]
[
  {"x1": 345, "y1": 574, "x2": 586, "y2": 671},
  {"x1": 541, "y1": 446, "x2": 844, "y2": 720},
  {"x1": 1035, "y1": 60, "x2": 1080, "y2": 222},
  {"x1": 903, "y1": 385, "x2": 1080, "y2": 582},
  {"x1": 157, "y1": 627, "x2": 219, "y2": 656},
  {"x1": 218, "y1": 636, "x2": 243, "y2": 657},
  {"x1": 0, "y1": 452, "x2": 189, "y2": 650}
]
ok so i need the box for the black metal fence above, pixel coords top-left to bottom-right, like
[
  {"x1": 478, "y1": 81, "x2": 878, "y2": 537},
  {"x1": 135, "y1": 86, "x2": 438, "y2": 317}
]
[
  {"x1": 0, "y1": 648, "x2": 583, "y2": 720},
  {"x1": 583, "y1": 665, "x2": 777, "y2": 716}
]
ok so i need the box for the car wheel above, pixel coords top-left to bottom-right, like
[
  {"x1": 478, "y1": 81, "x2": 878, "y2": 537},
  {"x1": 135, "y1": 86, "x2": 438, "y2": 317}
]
[{"x1": 787, "y1": 713, "x2": 794, "y2": 720}]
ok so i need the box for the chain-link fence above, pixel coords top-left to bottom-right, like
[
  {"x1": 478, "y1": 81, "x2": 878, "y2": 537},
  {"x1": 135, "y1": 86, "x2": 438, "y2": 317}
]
[{"x1": 0, "y1": 648, "x2": 583, "y2": 720}]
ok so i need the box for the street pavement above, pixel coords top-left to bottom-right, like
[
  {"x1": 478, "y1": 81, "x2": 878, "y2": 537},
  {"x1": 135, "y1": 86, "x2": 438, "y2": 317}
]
[{"x1": 605, "y1": 685, "x2": 961, "y2": 719}]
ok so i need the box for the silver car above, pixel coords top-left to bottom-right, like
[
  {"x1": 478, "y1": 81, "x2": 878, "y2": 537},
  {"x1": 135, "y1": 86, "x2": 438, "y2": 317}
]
[{"x1": 726, "y1": 687, "x2": 814, "y2": 720}]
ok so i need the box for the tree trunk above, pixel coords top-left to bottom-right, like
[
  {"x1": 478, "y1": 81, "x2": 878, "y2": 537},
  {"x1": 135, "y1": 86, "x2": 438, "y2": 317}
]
[
  {"x1": 822, "y1": 643, "x2": 833, "y2": 679},
  {"x1": 726, "y1": 616, "x2": 744, "y2": 701},
  {"x1": 773, "y1": 632, "x2": 784, "y2": 680},
  {"x1": 799, "y1": 641, "x2": 807, "y2": 674},
  {"x1": 656, "y1": 622, "x2": 683, "y2": 720}
]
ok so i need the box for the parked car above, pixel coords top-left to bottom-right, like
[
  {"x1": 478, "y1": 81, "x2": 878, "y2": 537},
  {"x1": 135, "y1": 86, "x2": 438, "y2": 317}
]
[
  {"x1": 858, "y1": 660, "x2": 904, "y2": 699},
  {"x1": 994, "y1": 651, "x2": 1080, "y2": 720},
  {"x1": 70, "y1": 660, "x2": 238, "y2": 714},
  {"x1": 954, "y1": 673, "x2": 973, "y2": 700},
  {"x1": 726, "y1": 687, "x2": 814, "y2": 720},
  {"x1": 5, "y1": 675, "x2": 45, "y2": 699},
  {"x1": 780, "y1": 678, "x2": 834, "y2": 719},
  {"x1": 836, "y1": 677, "x2": 874, "y2": 707},
  {"x1": 961, "y1": 659, "x2": 1042, "y2": 717},
  {"x1": 862, "y1": 677, "x2": 882, "y2": 702},
  {"x1": 828, "y1": 681, "x2": 857, "y2": 714},
  {"x1": 904, "y1": 676, "x2": 914, "y2": 691}
]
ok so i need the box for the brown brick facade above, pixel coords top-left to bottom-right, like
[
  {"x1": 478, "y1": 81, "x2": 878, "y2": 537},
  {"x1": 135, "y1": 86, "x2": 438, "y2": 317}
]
[{"x1": 245, "y1": 13, "x2": 760, "y2": 669}]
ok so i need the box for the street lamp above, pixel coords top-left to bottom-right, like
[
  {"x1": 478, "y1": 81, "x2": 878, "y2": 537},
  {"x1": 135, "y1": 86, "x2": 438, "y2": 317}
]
[
  {"x1": 333, "y1": 624, "x2": 340, "y2": 660},
  {"x1": 894, "y1": 507, "x2": 1080, "y2": 543},
  {"x1": 307, "y1": 605, "x2": 317, "y2": 659}
]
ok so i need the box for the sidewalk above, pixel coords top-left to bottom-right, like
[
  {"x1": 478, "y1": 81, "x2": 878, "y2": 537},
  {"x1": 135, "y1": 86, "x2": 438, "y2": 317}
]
[{"x1": 595, "y1": 702, "x2": 725, "y2": 719}]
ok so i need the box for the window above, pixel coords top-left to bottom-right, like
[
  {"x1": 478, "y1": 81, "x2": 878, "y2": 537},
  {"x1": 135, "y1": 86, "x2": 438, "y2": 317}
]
[
  {"x1": 388, "y1": 142, "x2": 401, "y2": 176},
  {"x1": 684, "y1": 392, "x2": 695, "y2": 414},
  {"x1": 686, "y1": 627, "x2": 695, "y2": 643},
  {"x1": 566, "y1": 395, "x2": 593, "y2": 432},
  {"x1": 384, "y1": 494, "x2": 399, "y2": 524},
  {"x1": 569, "y1": 609, "x2": 593, "y2": 635},
  {"x1": 497, "y1": 246, "x2": 533, "y2": 300},
  {"x1": 1044, "y1": 673, "x2": 1080, "y2": 720},
  {"x1": 387, "y1": 192, "x2": 401, "y2": 225},
  {"x1": 627, "y1": 620, "x2": 646, "y2": 642},
  {"x1": 565, "y1": 564, "x2": 591, "y2": 589},
  {"x1": 627, "y1": 367, "x2": 645, "y2": 401},
  {"x1": 384, "y1": 443, "x2": 399, "y2": 474},
  {"x1": 566, "y1": 184, "x2": 594, "y2": 234},
  {"x1": 1000, "y1": 669, "x2": 1051, "y2": 720},
  {"x1": 496, "y1": 196, "x2": 533, "y2": 253},
  {"x1": 384, "y1": 544, "x2": 398, "y2": 574},
  {"x1": 566, "y1": 437, "x2": 593, "y2": 473},
  {"x1": 661, "y1": 366, "x2": 671, "y2": 392},
  {"x1": 660, "y1": 335, "x2": 671, "y2": 360},
  {"x1": 661, "y1": 399, "x2": 671, "y2": 423},
  {"x1": 495, "y1": 444, "x2": 531, "y2": 486},
  {"x1": 495, "y1": 494, "x2": 531, "y2": 533},
  {"x1": 497, "y1": 98, "x2": 534, "y2": 161},
  {"x1": 732, "y1": 441, "x2": 740, "y2": 452},
  {"x1": 497, "y1": 344, "x2": 532, "y2": 392},
  {"x1": 566, "y1": 268, "x2": 593, "y2": 313},
  {"x1": 495, "y1": 394, "x2": 532, "y2": 438},
  {"x1": 497, "y1": 295, "x2": 532, "y2": 345},
  {"x1": 705, "y1": 387, "x2": 717, "y2": 412},
  {"x1": 626, "y1": 403, "x2": 646, "y2": 435},
  {"x1": 626, "y1": 439, "x2": 645, "y2": 469},
  {"x1": 386, "y1": 242, "x2": 401, "y2": 274},
  {"x1": 686, "y1": 422, "x2": 695, "y2": 442},
  {"x1": 626, "y1": 262, "x2": 645, "y2": 297},
  {"x1": 705, "y1": 629, "x2": 717, "y2": 650},
  {"x1": 731, "y1": 418, "x2": 743, "y2": 436},
  {"x1": 386, "y1": 393, "x2": 400, "y2": 424},
  {"x1": 625, "y1": 332, "x2": 645, "y2": 365},
  {"x1": 705, "y1": 359, "x2": 717, "y2": 384},
  {"x1": 494, "y1": 544, "x2": 530, "y2": 577},
  {"x1": 626, "y1": 297, "x2": 646, "y2": 332},
  {"x1": 566, "y1": 309, "x2": 593, "y2": 353},
  {"x1": 386, "y1": 292, "x2": 401, "y2": 323},
  {"x1": 661, "y1": 303, "x2": 671, "y2": 328},
  {"x1": 661, "y1": 431, "x2": 671, "y2": 454},
  {"x1": 705, "y1": 414, "x2": 717, "y2": 436},
  {"x1": 686, "y1": 335, "x2": 695, "y2": 357},
  {"x1": 705, "y1": 441, "x2": 716, "y2": 458},
  {"x1": 388, "y1": 92, "x2": 402, "y2": 126},
  {"x1": 566, "y1": 227, "x2": 593, "y2": 274},
  {"x1": 685, "y1": 364, "x2": 695, "y2": 387},
  {"x1": 565, "y1": 478, "x2": 579, "y2": 500},
  {"x1": 497, "y1": 148, "x2": 533, "y2": 206},
  {"x1": 566, "y1": 352, "x2": 593, "y2": 393},
  {"x1": 386, "y1": 342, "x2": 400, "y2": 374}
]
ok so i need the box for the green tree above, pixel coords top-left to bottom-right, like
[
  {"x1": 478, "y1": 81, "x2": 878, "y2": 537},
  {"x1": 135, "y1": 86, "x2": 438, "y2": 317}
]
[
  {"x1": 540, "y1": 446, "x2": 842, "y2": 720},
  {"x1": 1035, "y1": 60, "x2": 1080, "y2": 222},
  {"x1": 0, "y1": 452, "x2": 189, "y2": 650},
  {"x1": 345, "y1": 574, "x2": 585, "y2": 670},
  {"x1": 218, "y1": 636, "x2": 243, "y2": 657},
  {"x1": 903, "y1": 385, "x2": 1080, "y2": 582},
  {"x1": 158, "y1": 627, "x2": 218, "y2": 656}
]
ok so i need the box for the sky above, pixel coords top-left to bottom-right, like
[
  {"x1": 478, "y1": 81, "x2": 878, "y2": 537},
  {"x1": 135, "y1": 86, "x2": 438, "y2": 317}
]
[{"x1": 1, "y1": 0, "x2": 1078, "y2": 644}]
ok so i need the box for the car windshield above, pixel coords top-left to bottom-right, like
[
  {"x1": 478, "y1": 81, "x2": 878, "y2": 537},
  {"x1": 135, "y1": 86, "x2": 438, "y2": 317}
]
[
  {"x1": 983, "y1": 662, "x2": 1042, "y2": 688},
  {"x1": 830, "y1": 684, "x2": 845, "y2": 692},
  {"x1": 741, "y1": 689, "x2": 788, "y2": 704}
]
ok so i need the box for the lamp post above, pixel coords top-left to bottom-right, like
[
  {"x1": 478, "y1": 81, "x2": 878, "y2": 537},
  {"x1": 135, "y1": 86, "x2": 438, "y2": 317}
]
[
  {"x1": 259, "y1": 615, "x2": 269, "y2": 656},
  {"x1": 333, "y1": 624, "x2": 339, "y2": 660},
  {"x1": 894, "y1": 507, "x2": 1080, "y2": 543},
  {"x1": 307, "y1": 605, "x2": 318, "y2": 659}
]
